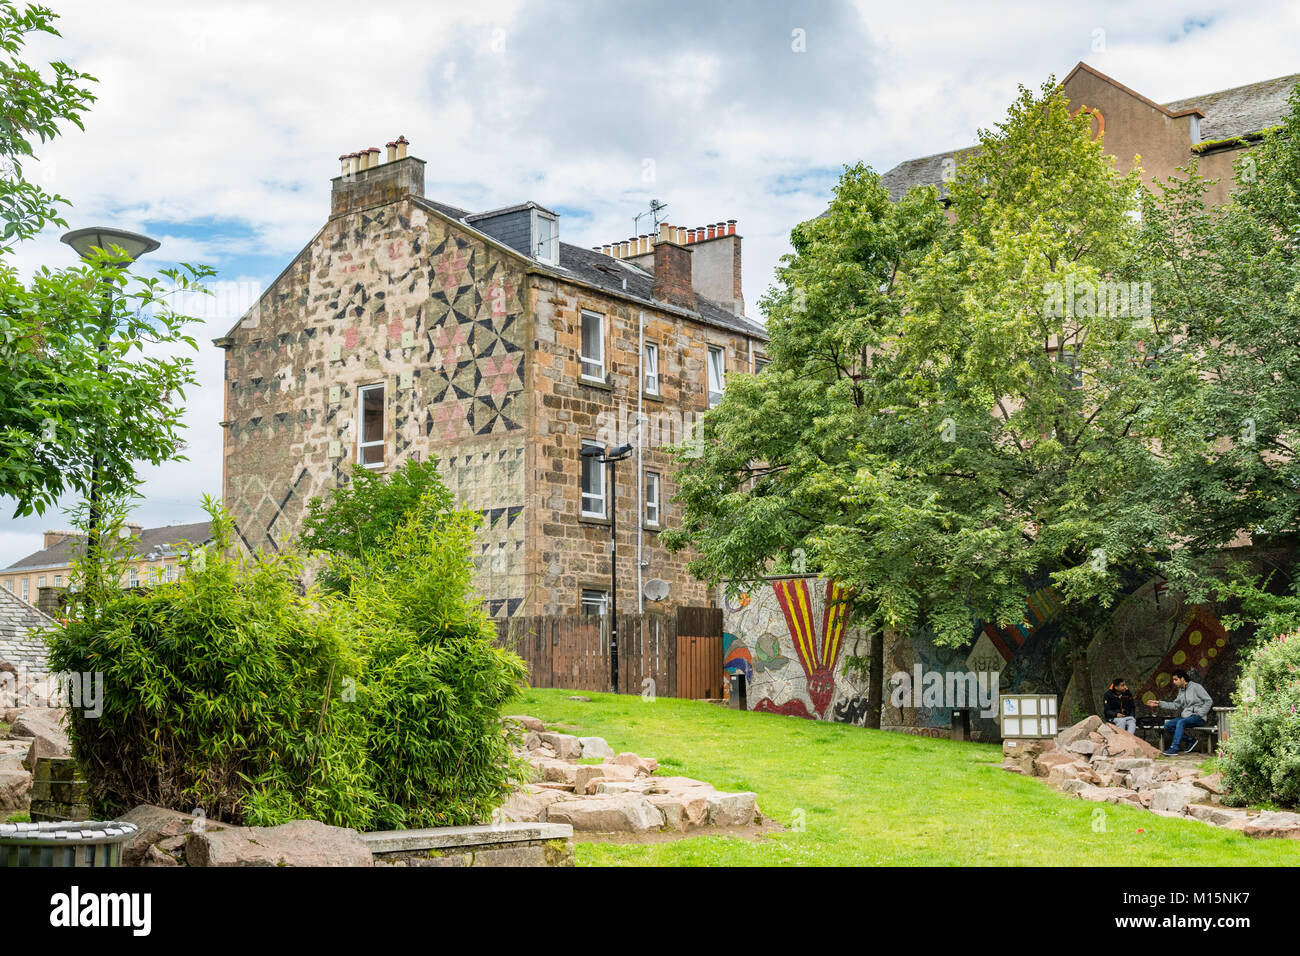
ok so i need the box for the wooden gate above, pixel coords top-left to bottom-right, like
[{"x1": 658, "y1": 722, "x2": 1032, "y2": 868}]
[
  {"x1": 675, "y1": 606, "x2": 724, "y2": 700},
  {"x1": 497, "y1": 606, "x2": 723, "y2": 699}
]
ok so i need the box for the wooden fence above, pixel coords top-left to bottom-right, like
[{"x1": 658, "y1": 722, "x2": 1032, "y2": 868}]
[{"x1": 496, "y1": 606, "x2": 723, "y2": 699}]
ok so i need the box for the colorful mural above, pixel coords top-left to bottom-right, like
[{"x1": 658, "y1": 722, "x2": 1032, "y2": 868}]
[{"x1": 723, "y1": 573, "x2": 1249, "y2": 740}]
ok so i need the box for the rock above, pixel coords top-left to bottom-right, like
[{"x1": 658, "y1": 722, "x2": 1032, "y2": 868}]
[
  {"x1": 610, "y1": 752, "x2": 658, "y2": 775},
  {"x1": 1003, "y1": 738, "x2": 1055, "y2": 759},
  {"x1": 494, "y1": 791, "x2": 545, "y2": 823},
  {"x1": 567, "y1": 696, "x2": 591, "y2": 702},
  {"x1": 1055, "y1": 715, "x2": 1103, "y2": 748},
  {"x1": 1240, "y1": 811, "x2": 1300, "y2": 840},
  {"x1": 1046, "y1": 762, "x2": 1090, "y2": 788},
  {"x1": 186, "y1": 819, "x2": 373, "y2": 867},
  {"x1": 1114, "y1": 757, "x2": 1154, "y2": 772},
  {"x1": 1193, "y1": 773, "x2": 1225, "y2": 795},
  {"x1": 1059, "y1": 778, "x2": 1089, "y2": 794},
  {"x1": 119, "y1": 805, "x2": 220, "y2": 867},
  {"x1": 544, "y1": 795, "x2": 665, "y2": 832},
  {"x1": 575, "y1": 763, "x2": 638, "y2": 794},
  {"x1": 536, "y1": 733, "x2": 582, "y2": 760},
  {"x1": 578, "y1": 737, "x2": 615, "y2": 760},
  {"x1": 1100, "y1": 726, "x2": 1161, "y2": 760},
  {"x1": 0, "y1": 761, "x2": 30, "y2": 812},
  {"x1": 707, "y1": 791, "x2": 759, "y2": 826},
  {"x1": 1076, "y1": 784, "x2": 1115, "y2": 803},
  {"x1": 1147, "y1": 782, "x2": 1209, "y2": 814},
  {"x1": 1186, "y1": 804, "x2": 1252, "y2": 828},
  {"x1": 11, "y1": 710, "x2": 69, "y2": 769},
  {"x1": 521, "y1": 785, "x2": 575, "y2": 809},
  {"x1": 503, "y1": 715, "x2": 545, "y2": 733},
  {"x1": 1108, "y1": 788, "x2": 1143, "y2": 805},
  {"x1": 1091, "y1": 758, "x2": 1116, "y2": 775},
  {"x1": 1033, "y1": 751, "x2": 1082, "y2": 777},
  {"x1": 528, "y1": 757, "x2": 578, "y2": 787},
  {"x1": 1124, "y1": 767, "x2": 1157, "y2": 791},
  {"x1": 1067, "y1": 740, "x2": 1099, "y2": 756},
  {"x1": 648, "y1": 776, "x2": 716, "y2": 793},
  {"x1": 141, "y1": 843, "x2": 182, "y2": 867},
  {"x1": 1001, "y1": 757, "x2": 1032, "y2": 774},
  {"x1": 522, "y1": 732, "x2": 542, "y2": 751}
]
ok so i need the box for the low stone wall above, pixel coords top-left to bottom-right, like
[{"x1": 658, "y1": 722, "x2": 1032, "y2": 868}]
[{"x1": 363, "y1": 822, "x2": 575, "y2": 867}]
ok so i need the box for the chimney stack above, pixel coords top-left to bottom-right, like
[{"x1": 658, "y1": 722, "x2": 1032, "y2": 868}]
[
  {"x1": 653, "y1": 235, "x2": 695, "y2": 311},
  {"x1": 331, "y1": 137, "x2": 425, "y2": 219}
]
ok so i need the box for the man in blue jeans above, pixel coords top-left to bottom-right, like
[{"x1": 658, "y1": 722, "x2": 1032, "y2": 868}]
[{"x1": 1147, "y1": 669, "x2": 1213, "y2": 755}]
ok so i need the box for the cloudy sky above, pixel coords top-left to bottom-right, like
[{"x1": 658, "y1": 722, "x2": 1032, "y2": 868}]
[{"x1": 3, "y1": 0, "x2": 1299, "y2": 565}]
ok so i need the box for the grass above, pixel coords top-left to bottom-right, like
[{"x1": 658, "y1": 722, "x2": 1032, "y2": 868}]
[
  {"x1": 5, "y1": 812, "x2": 29, "y2": 823},
  {"x1": 519, "y1": 688, "x2": 1300, "y2": 866}
]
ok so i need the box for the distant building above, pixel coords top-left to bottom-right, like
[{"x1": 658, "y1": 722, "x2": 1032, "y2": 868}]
[
  {"x1": 880, "y1": 61, "x2": 1299, "y2": 208},
  {"x1": 217, "y1": 139, "x2": 767, "y2": 618},
  {"x1": 1, "y1": 522, "x2": 213, "y2": 607},
  {"x1": 0, "y1": 586, "x2": 53, "y2": 678}
]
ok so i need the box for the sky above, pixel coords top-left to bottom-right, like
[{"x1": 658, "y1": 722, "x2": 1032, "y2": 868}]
[{"x1": 3, "y1": 0, "x2": 1299, "y2": 565}]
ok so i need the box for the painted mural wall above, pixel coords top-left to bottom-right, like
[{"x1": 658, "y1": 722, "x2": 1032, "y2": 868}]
[{"x1": 722, "y1": 574, "x2": 1247, "y2": 740}]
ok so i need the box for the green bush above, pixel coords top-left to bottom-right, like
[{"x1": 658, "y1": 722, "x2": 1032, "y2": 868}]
[
  {"x1": 1218, "y1": 630, "x2": 1300, "y2": 808},
  {"x1": 49, "y1": 484, "x2": 527, "y2": 830}
]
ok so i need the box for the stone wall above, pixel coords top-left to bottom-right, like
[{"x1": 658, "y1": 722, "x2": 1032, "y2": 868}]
[{"x1": 221, "y1": 200, "x2": 529, "y2": 615}]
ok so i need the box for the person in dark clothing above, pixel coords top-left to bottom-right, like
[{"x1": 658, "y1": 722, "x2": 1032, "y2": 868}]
[{"x1": 1103, "y1": 678, "x2": 1138, "y2": 734}]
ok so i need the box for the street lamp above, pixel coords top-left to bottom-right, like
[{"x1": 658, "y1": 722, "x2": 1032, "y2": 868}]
[
  {"x1": 60, "y1": 226, "x2": 161, "y2": 589},
  {"x1": 581, "y1": 441, "x2": 634, "y2": 692}
]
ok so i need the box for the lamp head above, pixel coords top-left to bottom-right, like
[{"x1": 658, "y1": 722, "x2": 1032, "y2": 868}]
[
  {"x1": 61, "y1": 226, "x2": 161, "y2": 262},
  {"x1": 580, "y1": 445, "x2": 604, "y2": 459}
]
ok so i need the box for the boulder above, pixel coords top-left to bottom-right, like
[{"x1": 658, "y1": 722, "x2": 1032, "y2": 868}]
[
  {"x1": 1067, "y1": 740, "x2": 1099, "y2": 756},
  {"x1": 1113, "y1": 757, "x2": 1154, "y2": 772},
  {"x1": 647, "y1": 790, "x2": 711, "y2": 831},
  {"x1": 1033, "y1": 751, "x2": 1082, "y2": 777},
  {"x1": 578, "y1": 737, "x2": 615, "y2": 760},
  {"x1": 11, "y1": 710, "x2": 69, "y2": 769},
  {"x1": 1076, "y1": 784, "x2": 1115, "y2": 803},
  {"x1": 521, "y1": 785, "x2": 576, "y2": 809},
  {"x1": 1099, "y1": 726, "x2": 1161, "y2": 760},
  {"x1": 494, "y1": 791, "x2": 545, "y2": 823},
  {"x1": 186, "y1": 819, "x2": 373, "y2": 867},
  {"x1": 537, "y1": 733, "x2": 582, "y2": 760},
  {"x1": 119, "y1": 805, "x2": 220, "y2": 867},
  {"x1": 528, "y1": 757, "x2": 578, "y2": 787},
  {"x1": 1002, "y1": 738, "x2": 1055, "y2": 759},
  {"x1": 1046, "y1": 762, "x2": 1091, "y2": 788},
  {"x1": 575, "y1": 763, "x2": 638, "y2": 794},
  {"x1": 1059, "y1": 778, "x2": 1089, "y2": 794},
  {"x1": 610, "y1": 752, "x2": 658, "y2": 775},
  {"x1": 1186, "y1": 804, "x2": 1252, "y2": 828},
  {"x1": 503, "y1": 715, "x2": 545, "y2": 733},
  {"x1": 1055, "y1": 715, "x2": 1102, "y2": 748},
  {"x1": 1001, "y1": 756, "x2": 1033, "y2": 775},
  {"x1": 648, "y1": 776, "x2": 716, "y2": 793},
  {"x1": 1124, "y1": 767, "x2": 1157, "y2": 791},
  {"x1": 522, "y1": 732, "x2": 542, "y2": 751},
  {"x1": 0, "y1": 760, "x2": 30, "y2": 812},
  {"x1": 1240, "y1": 811, "x2": 1300, "y2": 840},
  {"x1": 1192, "y1": 773, "x2": 1225, "y2": 795},
  {"x1": 544, "y1": 795, "x2": 665, "y2": 833},
  {"x1": 707, "y1": 791, "x2": 759, "y2": 826},
  {"x1": 1147, "y1": 782, "x2": 1209, "y2": 814}
]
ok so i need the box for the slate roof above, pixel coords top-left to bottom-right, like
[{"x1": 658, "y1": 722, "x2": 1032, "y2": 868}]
[
  {"x1": 412, "y1": 197, "x2": 768, "y2": 341},
  {"x1": 875, "y1": 66, "x2": 1300, "y2": 201},
  {"x1": 1163, "y1": 72, "x2": 1300, "y2": 143},
  {"x1": 0, "y1": 588, "x2": 53, "y2": 675},
  {"x1": 4, "y1": 521, "x2": 213, "y2": 572}
]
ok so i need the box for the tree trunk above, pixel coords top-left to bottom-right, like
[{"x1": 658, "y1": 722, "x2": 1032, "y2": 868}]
[{"x1": 865, "y1": 627, "x2": 885, "y2": 729}]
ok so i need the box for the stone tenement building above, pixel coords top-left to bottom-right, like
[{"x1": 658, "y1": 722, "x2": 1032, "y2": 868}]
[
  {"x1": 881, "y1": 61, "x2": 1300, "y2": 206},
  {"x1": 218, "y1": 139, "x2": 767, "y2": 618}
]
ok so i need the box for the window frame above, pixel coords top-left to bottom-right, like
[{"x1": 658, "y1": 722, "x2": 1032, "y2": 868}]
[
  {"x1": 644, "y1": 471, "x2": 661, "y2": 527},
  {"x1": 533, "y1": 210, "x2": 559, "y2": 266},
  {"x1": 357, "y1": 382, "x2": 386, "y2": 469},
  {"x1": 580, "y1": 440, "x2": 607, "y2": 518},
  {"x1": 643, "y1": 341, "x2": 660, "y2": 396},
  {"x1": 581, "y1": 588, "x2": 609, "y2": 617},
  {"x1": 580, "y1": 310, "x2": 606, "y2": 382},
  {"x1": 707, "y1": 345, "x2": 726, "y2": 407}
]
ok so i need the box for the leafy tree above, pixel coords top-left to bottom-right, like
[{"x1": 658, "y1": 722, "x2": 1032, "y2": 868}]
[
  {"x1": 669, "y1": 79, "x2": 1175, "y2": 724},
  {"x1": 0, "y1": 0, "x2": 212, "y2": 522},
  {"x1": 300, "y1": 458, "x2": 457, "y2": 593}
]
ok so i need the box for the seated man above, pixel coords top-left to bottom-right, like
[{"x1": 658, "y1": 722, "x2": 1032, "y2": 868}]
[
  {"x1": 1147, "y1": 669, "x2": 1213, "y2": 755},
  {"x1": 1102, "y1": 678, "x2": 1137, "y2": 734}
]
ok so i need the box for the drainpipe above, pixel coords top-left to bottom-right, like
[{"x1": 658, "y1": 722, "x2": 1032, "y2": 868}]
[{"x1": 637, "y1": 310, "x2": 645, "y2": 613}]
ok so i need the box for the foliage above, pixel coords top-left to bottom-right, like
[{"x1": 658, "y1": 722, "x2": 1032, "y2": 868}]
[
  {"x1": 47, "y1": 483, "x2": 527, "y2": 829},
  {"x1": 0, "y1": 0, "x2": 213, "y2": 517},
  {"x1": 0, "y1": 2, "x2": 95, "y2": 250},
  {"x1": 299, "y1": 458, "x2": 455, "y2": 593},
  {"x1": 1218, "y1": 631, "x2": 1300, "y2": 808}
]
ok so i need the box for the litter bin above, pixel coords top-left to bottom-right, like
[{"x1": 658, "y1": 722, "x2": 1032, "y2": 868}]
[
  {"x1": 0, "y1": 821, "x2": 138, "y2": 867},
  {"x1": 728, "y1": 672, "x2": 747, "y2": 710}
]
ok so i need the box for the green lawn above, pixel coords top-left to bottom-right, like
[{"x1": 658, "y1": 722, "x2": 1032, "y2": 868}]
[{"x1": 518, "y1": 688, "x2": 1300, "y2": 866}]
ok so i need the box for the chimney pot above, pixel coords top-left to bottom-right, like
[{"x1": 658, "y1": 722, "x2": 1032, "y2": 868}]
[
  {"x1": 395, "y1": 135, "x2": 409, "y2": 159},
  {"x1": 728, "y1": 219, "x2": 736, "y2": 235},
  {"x1": 707, "y1": 225, "x2": 716, "y2": 240},
  {"x1": 386, "y1": 142, "x2": 398, "y2": 162}
]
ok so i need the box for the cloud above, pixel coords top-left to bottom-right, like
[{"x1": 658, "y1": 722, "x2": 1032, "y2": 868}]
[{"x1": 2, "y1": 0, "x2": 1299, "y2": 563}]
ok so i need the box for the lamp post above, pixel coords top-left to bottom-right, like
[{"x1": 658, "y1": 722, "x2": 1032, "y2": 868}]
[
  {"x1": 581, "y1": 442, "x2": 633, "y2": 692},
  {"x1": 60, "y1": 227, "x2": 161, "y2": 589}
]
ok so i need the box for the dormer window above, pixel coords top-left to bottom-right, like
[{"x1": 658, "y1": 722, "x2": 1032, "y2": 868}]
[{"x1": 534, "y1": 211, "x2": 558, "y2": 265}]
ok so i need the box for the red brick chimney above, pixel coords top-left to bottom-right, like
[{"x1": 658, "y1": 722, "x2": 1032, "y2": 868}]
[{"x1": 653, "y1": 239, "x2": 696, "y2": 311}]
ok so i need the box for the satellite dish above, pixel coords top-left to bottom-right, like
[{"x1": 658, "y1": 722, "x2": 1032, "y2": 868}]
[{"x1": 644, "y1": 578, "x2": 671, "y2": 602}]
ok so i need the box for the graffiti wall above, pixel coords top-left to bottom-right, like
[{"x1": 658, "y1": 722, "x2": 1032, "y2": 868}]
[{"x1": 721, "y1": 574, "x2": 1250, "y2": 740}]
